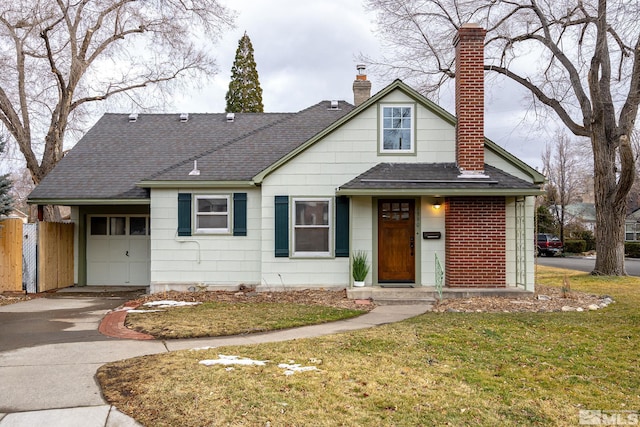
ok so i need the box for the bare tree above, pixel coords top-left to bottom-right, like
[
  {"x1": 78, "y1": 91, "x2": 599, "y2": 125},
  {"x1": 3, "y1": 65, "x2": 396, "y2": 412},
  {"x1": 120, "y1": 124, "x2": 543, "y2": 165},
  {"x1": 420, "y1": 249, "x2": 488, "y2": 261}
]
[
  {"x1": 542, "y1": 132, "x2": 583, "y2": 243},
  {"x1": 365, "y1": 0, "x2": 640, "y2": 275},
  {"x1": 0, "y1": 1, "x2": 235, "y2": 203}
]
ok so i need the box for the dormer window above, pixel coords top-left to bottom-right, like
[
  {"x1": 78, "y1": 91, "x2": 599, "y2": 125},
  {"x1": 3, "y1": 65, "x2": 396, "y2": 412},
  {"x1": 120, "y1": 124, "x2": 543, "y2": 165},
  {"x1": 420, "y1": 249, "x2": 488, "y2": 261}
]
[{"x1": 380, "y1": 104, "x2": 414, "y2": 154}]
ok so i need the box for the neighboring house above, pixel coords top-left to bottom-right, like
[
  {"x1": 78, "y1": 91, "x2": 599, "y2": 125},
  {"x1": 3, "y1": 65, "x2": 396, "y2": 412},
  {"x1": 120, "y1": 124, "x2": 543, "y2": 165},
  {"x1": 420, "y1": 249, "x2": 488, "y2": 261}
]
[
  {"x1": 28, "y1": 24, "x2": 544, "y2": 295},
  {"x1": 626, "y1": 208, "x2": 640, "y2": 241},
  {"x1": 553, "y1": 203, "x2": 596, "y2": 232}
]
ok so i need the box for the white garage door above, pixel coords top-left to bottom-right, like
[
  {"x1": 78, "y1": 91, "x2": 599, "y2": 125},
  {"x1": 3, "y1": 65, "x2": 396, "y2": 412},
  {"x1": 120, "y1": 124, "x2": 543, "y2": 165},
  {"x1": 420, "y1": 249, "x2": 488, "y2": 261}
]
[{"x1": 87, "y1": 215, "x2": 150, "y2": 285}]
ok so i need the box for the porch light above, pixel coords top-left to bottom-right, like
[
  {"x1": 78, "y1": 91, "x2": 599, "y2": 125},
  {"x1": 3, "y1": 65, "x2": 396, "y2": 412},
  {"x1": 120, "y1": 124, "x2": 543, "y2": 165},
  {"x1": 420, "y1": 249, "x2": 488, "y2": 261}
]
[{"x1": 433, "y1": 201, "x2": 441, "y2": 209}]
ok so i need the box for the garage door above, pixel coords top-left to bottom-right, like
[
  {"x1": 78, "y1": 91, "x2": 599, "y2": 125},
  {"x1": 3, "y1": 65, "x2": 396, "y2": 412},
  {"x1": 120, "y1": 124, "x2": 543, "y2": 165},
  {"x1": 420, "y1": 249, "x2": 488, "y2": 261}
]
[{"x1": 87, "y1": 215, "x2": 150, "y2": 285}]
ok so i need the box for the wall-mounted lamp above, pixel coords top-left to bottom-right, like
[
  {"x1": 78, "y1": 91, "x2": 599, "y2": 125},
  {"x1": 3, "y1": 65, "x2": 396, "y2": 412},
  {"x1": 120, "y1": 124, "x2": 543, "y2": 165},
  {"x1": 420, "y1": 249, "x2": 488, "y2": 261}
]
[{"x1": 433, "y1": 201, "x2": 442, "y2": 210}]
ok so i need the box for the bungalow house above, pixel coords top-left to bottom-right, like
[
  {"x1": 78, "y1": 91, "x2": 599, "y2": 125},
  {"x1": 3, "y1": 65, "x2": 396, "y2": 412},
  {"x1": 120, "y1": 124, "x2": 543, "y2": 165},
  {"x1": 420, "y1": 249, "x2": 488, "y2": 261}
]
[
  {"x1": 625, "y1": 208, "x2": 640, "y2": 242},
  {"x1": 28, "y1": 24, "x2": 544, "y2": 298}
]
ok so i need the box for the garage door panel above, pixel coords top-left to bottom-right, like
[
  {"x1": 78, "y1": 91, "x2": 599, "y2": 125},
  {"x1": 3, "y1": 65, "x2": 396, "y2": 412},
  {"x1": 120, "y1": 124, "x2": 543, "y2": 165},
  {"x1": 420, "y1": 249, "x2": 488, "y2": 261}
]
[{"x1": 87, "y1": 215, "x2": 150, "y2": 286}]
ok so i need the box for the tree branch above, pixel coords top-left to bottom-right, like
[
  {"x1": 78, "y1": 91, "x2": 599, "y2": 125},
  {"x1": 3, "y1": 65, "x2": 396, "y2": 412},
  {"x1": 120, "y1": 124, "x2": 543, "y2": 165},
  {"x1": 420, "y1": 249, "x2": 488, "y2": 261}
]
[{"x1": 486, "y1": 64, "x2": 588, "y2": 137}]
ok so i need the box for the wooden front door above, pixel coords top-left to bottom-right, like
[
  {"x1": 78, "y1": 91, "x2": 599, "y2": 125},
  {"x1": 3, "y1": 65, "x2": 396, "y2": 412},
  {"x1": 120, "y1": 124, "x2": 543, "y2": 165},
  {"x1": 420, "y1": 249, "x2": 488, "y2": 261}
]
[{"x1": 378, "y1": 199, "x2": 415, "y2": 283}]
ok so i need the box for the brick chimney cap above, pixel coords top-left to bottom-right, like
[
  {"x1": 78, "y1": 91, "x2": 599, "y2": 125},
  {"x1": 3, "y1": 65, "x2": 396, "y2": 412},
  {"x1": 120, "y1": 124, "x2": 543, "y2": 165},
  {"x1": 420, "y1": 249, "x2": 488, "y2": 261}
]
[{"x1": 460, "y1": 22, "x2": 483, "y2": 29}]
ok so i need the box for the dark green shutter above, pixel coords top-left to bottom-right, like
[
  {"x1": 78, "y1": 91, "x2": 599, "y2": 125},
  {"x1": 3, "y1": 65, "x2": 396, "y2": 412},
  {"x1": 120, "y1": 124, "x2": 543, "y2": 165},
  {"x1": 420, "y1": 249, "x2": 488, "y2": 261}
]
[
  {"x1": 274, "y1": 196, "x2": 289, "y2": 257},
  {"x1": 177, "y1": 193, "x2": 192, "y2": 236},
  {"x1": 335, "y1": 196, "x2": 349, "y2": 257},
  {"x1": 233, "y1": 193, "x2": 247, "y2": 236}
]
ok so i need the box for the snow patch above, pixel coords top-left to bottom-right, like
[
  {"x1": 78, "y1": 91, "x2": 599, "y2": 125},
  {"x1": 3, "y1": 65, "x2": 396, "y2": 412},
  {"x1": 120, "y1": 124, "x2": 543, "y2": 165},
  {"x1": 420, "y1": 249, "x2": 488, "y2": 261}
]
[
  {"x1": 126, "y1": 309, "x2": 165, "y2": 313},
  {"x1": 199, "y1": 355, "x2": 320, "y2": 375},
  {"x1": 143, "y1": 300, "x2": 202, "y2": 308},
  {"x1": 278, "y1": 363, "x2": 319, "y2": 376},
  {"x1": 199, "y1": 355, "x2": 268, "y2": 366}
]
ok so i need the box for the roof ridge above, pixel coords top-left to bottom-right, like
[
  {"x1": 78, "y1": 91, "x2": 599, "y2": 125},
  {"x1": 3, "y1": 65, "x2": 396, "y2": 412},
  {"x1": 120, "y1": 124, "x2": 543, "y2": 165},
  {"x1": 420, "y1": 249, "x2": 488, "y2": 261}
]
[{"x1": 143, "y1": 112, "x2": 299, "y2": 181}]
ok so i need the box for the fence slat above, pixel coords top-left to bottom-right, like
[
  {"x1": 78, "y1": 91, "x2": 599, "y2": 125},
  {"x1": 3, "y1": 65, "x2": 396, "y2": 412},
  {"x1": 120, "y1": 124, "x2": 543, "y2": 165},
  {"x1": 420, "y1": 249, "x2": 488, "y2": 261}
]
[{"x1": 0, "y1": 218, "x2": 23, "y2": 292}]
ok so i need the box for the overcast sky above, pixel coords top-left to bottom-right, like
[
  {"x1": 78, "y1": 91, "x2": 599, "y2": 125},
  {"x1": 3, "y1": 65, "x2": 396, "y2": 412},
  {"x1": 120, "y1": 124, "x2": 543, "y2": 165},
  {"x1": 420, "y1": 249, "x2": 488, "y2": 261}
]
[{"x1": 174, "y1": 0, "x2": 559, "y2": 170}]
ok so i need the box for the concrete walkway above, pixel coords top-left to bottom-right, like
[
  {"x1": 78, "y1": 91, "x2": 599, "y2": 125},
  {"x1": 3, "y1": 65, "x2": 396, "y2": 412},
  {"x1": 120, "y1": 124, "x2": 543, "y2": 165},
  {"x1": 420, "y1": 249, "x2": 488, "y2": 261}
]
[{"x1": 0, "y1": 294, "x2": 430, "y2": 426}]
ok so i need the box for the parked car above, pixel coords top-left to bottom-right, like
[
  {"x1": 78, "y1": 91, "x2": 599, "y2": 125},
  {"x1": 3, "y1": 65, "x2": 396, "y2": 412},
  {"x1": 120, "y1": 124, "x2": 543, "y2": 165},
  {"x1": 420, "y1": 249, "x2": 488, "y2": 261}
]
[{"x1": 537, "y1": 233, "x2": 563, "y2": 256}]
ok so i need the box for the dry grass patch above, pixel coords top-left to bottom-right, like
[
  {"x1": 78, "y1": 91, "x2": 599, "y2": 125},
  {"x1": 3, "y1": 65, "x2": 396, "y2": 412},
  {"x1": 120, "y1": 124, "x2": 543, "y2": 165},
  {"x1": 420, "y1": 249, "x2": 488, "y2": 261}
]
[
  {"x1": 99, "y1": 267, "x2": 640, "y2": 426},
  {"x1": 126, "y1": 302, "x2": 366, "y2": 339}
]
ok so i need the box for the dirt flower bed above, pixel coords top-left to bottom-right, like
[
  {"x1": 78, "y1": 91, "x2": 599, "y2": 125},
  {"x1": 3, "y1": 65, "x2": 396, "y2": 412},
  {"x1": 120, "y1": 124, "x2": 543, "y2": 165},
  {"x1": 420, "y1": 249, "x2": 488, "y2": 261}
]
[
  {"x1": 433, "y1": 284, "x2": 614, "y2": 313},
  {"x1": 0, "y1": 294, "x2": 31, "y2": 307},
  {"x1": 132, "y1": 287, "x2": 376, "y2": 312}
]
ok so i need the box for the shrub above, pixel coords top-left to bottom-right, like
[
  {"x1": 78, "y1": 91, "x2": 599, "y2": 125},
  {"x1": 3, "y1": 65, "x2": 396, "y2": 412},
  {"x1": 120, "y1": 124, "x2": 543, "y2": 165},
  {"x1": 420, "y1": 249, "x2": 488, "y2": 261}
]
[
  {"x1": 352, "y1": 251, "x2": 370, "y2": 281},
  {"x1": 625, "y1": 242, "x2": 640, "y2": 258},
  {"x1": 564, "y1": 240, "x2": 586, "y2": 254}
]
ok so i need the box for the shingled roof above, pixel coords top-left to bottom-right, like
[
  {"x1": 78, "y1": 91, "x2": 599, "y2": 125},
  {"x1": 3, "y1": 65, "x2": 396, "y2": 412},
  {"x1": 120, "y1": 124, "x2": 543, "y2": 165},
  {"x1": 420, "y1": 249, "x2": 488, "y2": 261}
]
[
  {"x1": 29, "y1": 101, "x2": 354, "y2": 202},
  {"x1": 338, "y1": 163, "x2": 541, "y2": 196}
]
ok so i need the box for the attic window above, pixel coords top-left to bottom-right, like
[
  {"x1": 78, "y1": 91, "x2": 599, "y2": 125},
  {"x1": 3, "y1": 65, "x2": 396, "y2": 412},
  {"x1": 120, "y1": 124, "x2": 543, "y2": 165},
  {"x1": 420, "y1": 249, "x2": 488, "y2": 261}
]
[
  {"x1": 226, "y1": 113, "x2": 235, "y2": 122},
  {"x1": 379, "y1": 104, "x2": 415, "y2": 154}
]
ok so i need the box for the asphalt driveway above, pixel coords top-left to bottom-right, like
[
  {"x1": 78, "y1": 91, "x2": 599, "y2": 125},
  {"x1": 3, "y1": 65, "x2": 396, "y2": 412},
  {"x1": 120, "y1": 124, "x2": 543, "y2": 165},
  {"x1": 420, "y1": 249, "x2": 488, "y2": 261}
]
[{"x1": 537, "y1": 256, "x2": 640, "y2": 276}]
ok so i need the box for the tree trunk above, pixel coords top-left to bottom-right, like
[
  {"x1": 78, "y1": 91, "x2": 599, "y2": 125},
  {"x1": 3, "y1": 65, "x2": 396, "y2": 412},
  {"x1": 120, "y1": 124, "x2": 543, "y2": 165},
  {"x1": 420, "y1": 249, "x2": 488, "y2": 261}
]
[{"x1": 592, "y1": 131, "x2": 628, "y2": 276}]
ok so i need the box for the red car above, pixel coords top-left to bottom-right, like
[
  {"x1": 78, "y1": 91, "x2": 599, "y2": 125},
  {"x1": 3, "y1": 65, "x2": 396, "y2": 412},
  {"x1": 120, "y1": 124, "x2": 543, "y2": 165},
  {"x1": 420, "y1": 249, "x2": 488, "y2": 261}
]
[{"x1": 537, "y1": 233, "x2": 563, "y2": 256}]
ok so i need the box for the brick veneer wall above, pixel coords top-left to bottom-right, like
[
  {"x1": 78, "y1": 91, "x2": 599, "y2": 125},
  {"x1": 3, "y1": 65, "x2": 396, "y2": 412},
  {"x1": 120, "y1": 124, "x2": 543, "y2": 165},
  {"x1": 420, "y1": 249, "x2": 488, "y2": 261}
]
[
  {"x1": 454, "y1": 24, "x2": 486, "y2": 174},
  {"x1": 445, "y1": 196, "x2": 506, "y2": 287}
]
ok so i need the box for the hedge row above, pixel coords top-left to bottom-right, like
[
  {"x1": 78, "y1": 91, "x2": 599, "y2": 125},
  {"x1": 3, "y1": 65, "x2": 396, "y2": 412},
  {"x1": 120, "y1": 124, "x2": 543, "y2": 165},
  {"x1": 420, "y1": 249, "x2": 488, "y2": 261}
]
[{"x1": 625, "y1": 242, "x2": 640, "y2": 258}]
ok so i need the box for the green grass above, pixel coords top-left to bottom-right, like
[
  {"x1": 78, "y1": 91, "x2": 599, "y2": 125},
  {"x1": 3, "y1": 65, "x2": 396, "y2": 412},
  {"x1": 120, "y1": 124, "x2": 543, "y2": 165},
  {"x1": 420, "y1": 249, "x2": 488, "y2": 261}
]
[
  {"x1": 99, "y1": 266, "x2": 640, "y2": 426},
  {"x1": 126, "y1": 301, "x2": 367, "y2": 339}
]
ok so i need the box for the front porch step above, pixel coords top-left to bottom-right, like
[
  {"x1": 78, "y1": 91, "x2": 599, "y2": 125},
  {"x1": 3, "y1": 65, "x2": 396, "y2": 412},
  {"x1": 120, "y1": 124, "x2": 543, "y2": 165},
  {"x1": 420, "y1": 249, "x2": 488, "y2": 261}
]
[{"x1": 347, "y1": 286, "x2": 533, "y2": 305}]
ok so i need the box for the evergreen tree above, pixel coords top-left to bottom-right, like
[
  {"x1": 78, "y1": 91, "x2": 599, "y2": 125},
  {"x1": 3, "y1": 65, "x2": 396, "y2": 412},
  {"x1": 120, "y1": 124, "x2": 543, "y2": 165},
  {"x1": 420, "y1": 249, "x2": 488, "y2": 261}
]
[
  {"x1": 225, "y1": 32, "x2": 264, "y2": 113},
  {"x1": 0, "y1": 139, "x2": 14, "y2": 216}
]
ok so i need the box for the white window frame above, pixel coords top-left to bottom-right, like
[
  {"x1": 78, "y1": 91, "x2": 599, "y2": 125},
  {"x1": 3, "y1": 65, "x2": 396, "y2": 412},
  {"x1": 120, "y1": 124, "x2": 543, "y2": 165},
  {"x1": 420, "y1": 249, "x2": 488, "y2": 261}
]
[
  {"x1": 379, "y1": 104, "x2": 415, "y2": 154},
  {"x1": 194, "y1": 195, "x2": 231, "y2": 234},
  {"x1": 89, "y1": 215, "x2": 150, "y2": 236},
  {"x1": 292, "y1": 197, "x2": 332, "y2": 257}
]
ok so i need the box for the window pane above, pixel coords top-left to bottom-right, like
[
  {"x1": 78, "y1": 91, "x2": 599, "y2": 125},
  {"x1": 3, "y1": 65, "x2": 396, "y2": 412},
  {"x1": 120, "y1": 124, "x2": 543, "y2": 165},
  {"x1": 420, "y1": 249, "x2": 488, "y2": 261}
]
[
  {"x1": 295, "y1": 228, "x2": 329, "y2": 252},
  {"x1": 90, "y1": 217, "x2": 107, "y2": 235},
  {"x1": 383, "y1": 130, "x2": 400, "y2": 150},
  {"x1": 198, "y1": 198, "x2": 227, "y2": 213},
  {"x1": 295, "y1": 201, "x2": 329, "y2": 225},
  {"x1": 110, "y1": 217, "x2": 126, "y2": 235},
  {"x1": 130, "y1": 217, "x2": 147, "y2": 235},
  {"x1": 382, "y1": 106, "x2": 412, "y2": 151},
  {"x1": 197, "y1": 215, "x2": 228, "y2": 229}
]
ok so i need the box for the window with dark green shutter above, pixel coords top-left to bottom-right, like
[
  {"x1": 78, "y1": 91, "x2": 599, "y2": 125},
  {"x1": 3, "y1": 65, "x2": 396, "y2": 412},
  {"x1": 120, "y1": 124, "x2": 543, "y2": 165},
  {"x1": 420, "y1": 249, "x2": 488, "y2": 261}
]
[
  {"x1": 335, "y1": 196, "x2": 349, "y2": 257},
  {"x1": 274, "y1": 196, "x2": 289, "y2": 257},
  {"x1": 233, "y1": 193, "x2": 247, "y2": 236},
  {"x1": 177, "y1": 193, "x2": 192, "y2": 236}
]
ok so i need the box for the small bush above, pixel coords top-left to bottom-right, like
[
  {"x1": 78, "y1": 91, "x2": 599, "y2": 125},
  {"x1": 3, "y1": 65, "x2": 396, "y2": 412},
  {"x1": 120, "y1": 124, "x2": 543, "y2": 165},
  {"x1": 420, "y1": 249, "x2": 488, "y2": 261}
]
[
  {"x1": 625, "y1": 242, "x2": 640, "y2": 258},
  {"x1": 564, "y1": 240, "x2": 586, "y2": 254}
]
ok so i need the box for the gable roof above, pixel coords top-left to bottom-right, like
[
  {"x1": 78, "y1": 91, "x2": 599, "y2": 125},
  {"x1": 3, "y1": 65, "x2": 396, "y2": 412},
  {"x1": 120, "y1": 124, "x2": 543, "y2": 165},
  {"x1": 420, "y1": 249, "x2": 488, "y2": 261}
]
[
  {"x1": 28, "y1": 102, "x2": 354, "y2": 204},
  {"x1": 253, "y1": 79, "x2": 545, "y2": 185},
  {"x1": 29, "y1": 79, "x2": 543, "y2": 205},
  {"x1": 338, "y1": 163, "x2": 542, "y2": 196}
]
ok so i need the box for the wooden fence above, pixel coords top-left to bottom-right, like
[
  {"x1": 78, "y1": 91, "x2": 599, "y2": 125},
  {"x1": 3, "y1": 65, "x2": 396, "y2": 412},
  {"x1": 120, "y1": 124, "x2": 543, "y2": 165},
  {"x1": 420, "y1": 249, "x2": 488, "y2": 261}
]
[
  {"x1": 0, "y1": 219, "x2": 74, "y2": 293},
  {"x1": 38, "y1": 222, "x2": 74, "y2": 291},
  {"x1": 0, "y1": 218, "x2": 23, "y2": 292}
]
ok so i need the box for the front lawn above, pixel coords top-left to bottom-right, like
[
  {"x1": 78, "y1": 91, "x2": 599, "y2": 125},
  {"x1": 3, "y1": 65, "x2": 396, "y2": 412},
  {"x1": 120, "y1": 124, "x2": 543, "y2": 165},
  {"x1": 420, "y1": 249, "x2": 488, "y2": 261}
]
[
  {"x1": 98, "y1": 266, "x2": 640, "y2": 426},
  {"x1": 126, "y1": 301, "x2": 366, "y2": 339}
]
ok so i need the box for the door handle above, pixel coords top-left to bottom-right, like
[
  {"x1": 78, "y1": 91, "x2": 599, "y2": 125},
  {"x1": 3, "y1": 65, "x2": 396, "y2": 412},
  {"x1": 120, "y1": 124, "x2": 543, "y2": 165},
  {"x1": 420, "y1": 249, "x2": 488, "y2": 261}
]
[{"x1": 125, "y1": 251, "x2": 129, "y2": 257}]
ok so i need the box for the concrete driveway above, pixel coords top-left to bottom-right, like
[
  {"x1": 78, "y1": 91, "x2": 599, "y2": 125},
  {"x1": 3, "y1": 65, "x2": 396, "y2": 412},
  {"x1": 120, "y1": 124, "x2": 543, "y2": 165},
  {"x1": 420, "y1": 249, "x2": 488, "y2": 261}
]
[
  {"x1": 0, "y1": 287, "x2": 429, "y2": 426},
  {"x1": 0, "y1": 288, "x2": 164, "y2": 425}
]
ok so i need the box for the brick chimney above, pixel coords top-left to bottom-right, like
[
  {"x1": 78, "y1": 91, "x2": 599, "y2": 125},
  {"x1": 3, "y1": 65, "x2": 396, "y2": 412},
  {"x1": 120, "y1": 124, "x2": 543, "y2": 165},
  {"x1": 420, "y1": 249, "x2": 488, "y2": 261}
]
[
  {"x1": 453, "y1": 23, "x2": 487, "y2": 176},
  {"x1": 353, "y1": 64, "x2": 371, "y2": 107}
]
